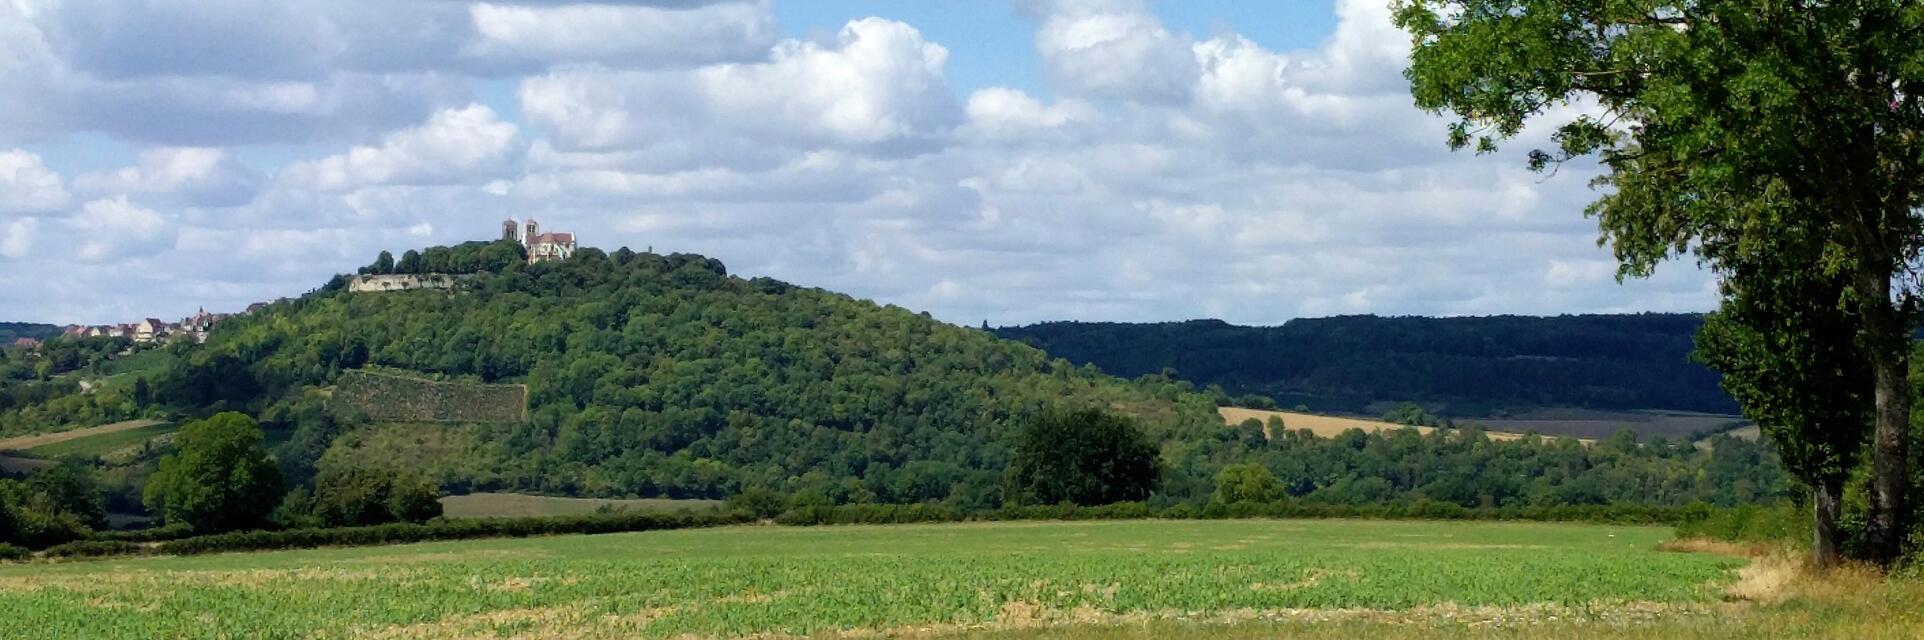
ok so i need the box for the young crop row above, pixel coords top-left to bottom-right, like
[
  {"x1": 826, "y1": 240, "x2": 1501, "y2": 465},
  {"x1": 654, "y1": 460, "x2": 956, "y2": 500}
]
[{"x1": 0, "y1": 519, "x2": 1742, "y2": 639}]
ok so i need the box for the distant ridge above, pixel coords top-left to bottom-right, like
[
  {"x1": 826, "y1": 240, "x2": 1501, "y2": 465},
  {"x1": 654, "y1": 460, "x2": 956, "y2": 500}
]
[{"x1": 994, "y1": 314, "x2": 1735, "y2": 415}]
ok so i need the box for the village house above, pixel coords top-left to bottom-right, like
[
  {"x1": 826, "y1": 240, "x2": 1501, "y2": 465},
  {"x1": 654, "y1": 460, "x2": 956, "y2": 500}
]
[{"x1": 10, "y1": 337, "x2": 39, "y2": 350}]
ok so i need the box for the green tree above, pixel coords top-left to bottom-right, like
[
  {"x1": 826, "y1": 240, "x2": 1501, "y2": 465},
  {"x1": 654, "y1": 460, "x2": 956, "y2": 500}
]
[
  {"x1": 1005, "y1": 409, "x2": 1161, "y2": 506},
  {"x1": 1395, "y1": 0, "x2": 1924, "y2": 564},
  {"x1": 1212, "y1": 463, "x2": 1280, "y2": 505},
  {"x1": 131, "y1": 377, "x2": 151, "y2": 409},
  {"x1": 1697, "y1": 240, "x2": 1872, "y2": 567},
  {"x1": 384, "y1": 472, "x2": 443, "y2": 524},
  {"x1": 143, "y1": 412, "x2": 283, "y2": 532}
]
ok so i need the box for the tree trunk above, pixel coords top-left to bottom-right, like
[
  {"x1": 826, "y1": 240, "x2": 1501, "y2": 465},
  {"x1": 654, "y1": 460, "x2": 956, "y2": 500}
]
[
  {"x1": 1813, "y1": 481, "x2": 1842, "y2": 569},
  {"x1": 1858, "y1": 268, "x2": 1913, "y2": 566}
]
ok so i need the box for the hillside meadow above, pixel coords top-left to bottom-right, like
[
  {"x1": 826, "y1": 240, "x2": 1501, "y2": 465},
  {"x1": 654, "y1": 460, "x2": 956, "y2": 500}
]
[{"x1": 0, "y1": 518, "x2": 1763, "y2": 639}]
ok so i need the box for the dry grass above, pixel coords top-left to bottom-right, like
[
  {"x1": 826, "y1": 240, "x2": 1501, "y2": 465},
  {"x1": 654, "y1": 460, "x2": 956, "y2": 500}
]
[
  {"x1": 0, "y1": 419, "x2": 165, "y2": 452},
  {"x1": 1217, "y1": 408, "x2": 1556, "y2": 442}
]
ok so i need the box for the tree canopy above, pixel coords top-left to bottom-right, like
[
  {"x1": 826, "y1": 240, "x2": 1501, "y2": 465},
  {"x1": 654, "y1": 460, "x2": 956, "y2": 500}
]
[
  {"x1": 143, "y1": 412, "x2": 284, "y2": 532},
  {"x1": 1396, "y1": 0, "x2": 1924, "y2": 564}
]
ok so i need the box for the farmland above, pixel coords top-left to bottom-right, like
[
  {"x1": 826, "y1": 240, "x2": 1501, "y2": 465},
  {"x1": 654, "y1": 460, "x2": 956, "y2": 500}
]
[
  {"x1": 1217, "y1": 408, "x2": 1557, "y2": 442},
  {"x1": 18, "y1": 421, "x2": 174, "y2": 459},
  {"x1": 0, "y1": 419, "x2": 168, "y2": 454},
  {"x1": 441, "y1": 493, "x2": 723, "y2": 519},
  {"x1": 0, "y1": 519, "x2": 1755, "y2": 639}
]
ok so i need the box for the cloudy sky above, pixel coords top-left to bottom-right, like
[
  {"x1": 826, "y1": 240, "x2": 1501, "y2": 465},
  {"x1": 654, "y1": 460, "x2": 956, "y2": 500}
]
[{"x1": 0, "y1": 0, "x2": 1715, "y2": 326}]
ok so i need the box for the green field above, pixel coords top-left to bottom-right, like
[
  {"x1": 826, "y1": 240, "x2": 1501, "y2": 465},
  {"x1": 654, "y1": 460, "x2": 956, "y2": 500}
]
[
  {"x1": 0, "y1": 519, "x2": 1752, "y2": 639},
  {"x1": 440, "y1": 492, "x2": 724, "y2": 518},
  {"x1": 21, "y1": 421, "x2": 174, "y2": 459}
]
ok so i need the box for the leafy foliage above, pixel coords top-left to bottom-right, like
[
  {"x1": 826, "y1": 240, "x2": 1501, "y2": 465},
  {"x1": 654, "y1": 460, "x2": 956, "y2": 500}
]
[
  {"x1": 1005, "y1": 409, "x2": 1161, "y2": 506},
  {"x1": 143, "y1": 412, "x2": 284, "y2": 532},
  {"x1": 995, "y1": 315, "x2": 1734, "y2": 414}
]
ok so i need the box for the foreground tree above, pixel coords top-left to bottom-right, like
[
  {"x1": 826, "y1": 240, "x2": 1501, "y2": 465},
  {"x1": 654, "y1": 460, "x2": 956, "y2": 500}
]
[
  {"x1": 1005, "y1": 409, "x2": 1161, "y2": 506},
  {"x1": 1695, "y1": 217, "x2": 1872, "y2": 567},
  {"x1": 1396, "y1": 0, "x2": 1924, "y2": 564},
  {"x1": 144, "y1": 412, "x2": 284, "y2": 532}
]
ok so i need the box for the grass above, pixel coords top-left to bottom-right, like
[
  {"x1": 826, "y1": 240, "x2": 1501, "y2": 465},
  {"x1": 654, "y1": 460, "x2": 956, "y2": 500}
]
[
  {"x1": 0, "y1": 419, "x2": 168, "y2": 454},
  {"x1": 20, "y1": 421, "x2": 175, "y2": 459},
  {"x1": 440, "y1": 493, "x2": 724, "y2": 519},
  {"x1": 0, "y1": 519, "x2": 1749, "y2": 639}
]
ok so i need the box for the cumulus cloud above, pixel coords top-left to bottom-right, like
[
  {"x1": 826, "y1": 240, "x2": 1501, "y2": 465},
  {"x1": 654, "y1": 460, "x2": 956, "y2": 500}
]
[
  {"x1": 1024, "y1": 0, "x2": 1199, "y2": 103},
  {"x1": 74, "y1": 148, "x2": 262, "y2": 207},
  {"x1": 0, "y1": 150, "x2": 70, "y2": 213},
  {"x1": 521, "y1": 18, "x2": 958, "y2": 161},
  {"x1": 68, "y1": 196, "x2": 176, "y2": 264},
  {"x1": 0, "y1": 0, "x2": 1714, "y2": 325},
  {"x1": 279, "y1": 104, "x2": 519, "y2": 191},
  {"x1": 464, "y1": 1, "x2": 776, "y2": 69}
]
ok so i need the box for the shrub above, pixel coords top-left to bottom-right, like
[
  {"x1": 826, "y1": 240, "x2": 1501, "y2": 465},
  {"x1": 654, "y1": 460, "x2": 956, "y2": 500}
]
[
  {"x1": 0, "y1": 543, "x2": 27, "y2": 562},
  {"x1": 42, "y1": 540, "x2": 145, "y2": 559},
  {"x1": 1005, "y1": 409, "x2": 1160, "y2": 506}
]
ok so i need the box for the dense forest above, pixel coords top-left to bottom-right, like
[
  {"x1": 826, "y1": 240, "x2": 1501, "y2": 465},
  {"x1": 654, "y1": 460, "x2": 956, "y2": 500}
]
[
  {"x1": 0, "y1": 242, "x2": 1795, "y2": 548},
  {"x1": 994, "y1": 316, "x2": 1736, "y2": 415}
]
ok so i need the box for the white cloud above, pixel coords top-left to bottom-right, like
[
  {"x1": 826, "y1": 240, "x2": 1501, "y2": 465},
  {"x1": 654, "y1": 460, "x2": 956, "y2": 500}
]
[
  {"x1": 0, "y1": 149, "x2": 70, "y2": 213},
  {"x1": 0, "y1": 0, "x2": 1716, "y2": 325},
  {"x1": 521, "y1": 18, "x2": 958, "y2": 162},
  {"x1": 68, "y1": 195, "x2": 176, "y2": 264},
  {"x1": 74, "y1": 148, "x2": 262, "y2": 207},
  {"x1": 0, "y1": 218, "x2": 36, "y2": 259},
  {"x1": 1026, "y1": 0, "x2": 1199, "y2": 103},
  {"x1": 464, "y1": 1, "x2": 776, "y2": 69},
  {"x1": 279, "y1": 104, "x2": 519, "y2": 191}
]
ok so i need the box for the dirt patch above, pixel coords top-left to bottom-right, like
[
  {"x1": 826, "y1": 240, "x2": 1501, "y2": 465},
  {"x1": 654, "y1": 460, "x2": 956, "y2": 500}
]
[
  {"x1": 1250, "y1": 568, "x2": 1361, "y2": 592},
  {"x1": 1658, "y1": 538, "x2": 1767, "y2": 558}
]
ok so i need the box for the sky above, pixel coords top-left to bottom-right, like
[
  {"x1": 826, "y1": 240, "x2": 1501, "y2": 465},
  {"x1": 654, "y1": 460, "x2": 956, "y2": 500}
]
[{"x1": 0, "y1": 0, "x2": 1716, "y2": 327}]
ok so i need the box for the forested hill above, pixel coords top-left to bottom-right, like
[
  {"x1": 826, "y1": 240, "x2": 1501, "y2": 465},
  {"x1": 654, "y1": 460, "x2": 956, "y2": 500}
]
[
  {"x1": 0, "y1": 322, "x2": 59, "y2": 344},
  {"x1": 994, "y1": 315, "x2": 1735, "y2": 415},
  {"x1": 154, "y1": 241, "x2": 1227, "y2": 503}
]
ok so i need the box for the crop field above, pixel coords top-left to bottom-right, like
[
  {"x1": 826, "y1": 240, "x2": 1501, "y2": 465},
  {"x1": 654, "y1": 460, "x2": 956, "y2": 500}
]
[
  {"x1": 19, "y1": 421, "x2": 175, "y2": 459},
  {"x1": 441, "y1": 493, "x2": 723, "y2": 519},
  {"x1": 0, "y1": 419, "x2": 167, "y2": 454},
  {"x1": 1217, "y1": 408, "x2": 1563, "y2": 442},
  {"x1": 0, "y1": 519, "x2": 1753, "y2": 639}
]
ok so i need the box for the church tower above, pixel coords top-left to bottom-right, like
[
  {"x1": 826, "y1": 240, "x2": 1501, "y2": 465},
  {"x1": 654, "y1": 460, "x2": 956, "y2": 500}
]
[
  {"x1": 501, "y1": 218, "x2": 518, "y2": 242},
  {"x1": 525, "y1": 219, "x2": 539, "y2": 243}
]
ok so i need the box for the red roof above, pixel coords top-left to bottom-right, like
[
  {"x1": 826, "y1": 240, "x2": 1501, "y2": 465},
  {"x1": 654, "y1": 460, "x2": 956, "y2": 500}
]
[{"x1": 529, "y1": 232, "x2": 575, "y2": 245}]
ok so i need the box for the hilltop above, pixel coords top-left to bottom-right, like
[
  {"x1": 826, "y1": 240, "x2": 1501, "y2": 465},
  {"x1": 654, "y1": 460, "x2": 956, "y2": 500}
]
[
  {"x1": 150, "y1": 241, "x2": 1227, "y2": 504},
  {"x1": 994, "y1": 315, "x2": 1735, "y2": 416}
]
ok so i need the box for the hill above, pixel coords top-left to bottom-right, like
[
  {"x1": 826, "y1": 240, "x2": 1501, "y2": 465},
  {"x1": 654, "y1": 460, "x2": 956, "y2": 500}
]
[
  {"x1": 0, "y1": 241, "x2": 1792, "y2": 522},
  {"x1": 0, "y1": 322, "x2": 58, "y2": 344},
  {"x1": 993, "y1": 315, "x2": 1735, "y2": 415},
  {"x1": 154, "y1": 241, "x2": 1227, "y2": 505}
]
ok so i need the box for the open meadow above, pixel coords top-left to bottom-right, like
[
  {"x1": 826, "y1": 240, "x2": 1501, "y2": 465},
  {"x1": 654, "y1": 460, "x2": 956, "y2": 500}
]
[{"x1": 0, "y1": 518, "x2": 1780, "y2": 639}]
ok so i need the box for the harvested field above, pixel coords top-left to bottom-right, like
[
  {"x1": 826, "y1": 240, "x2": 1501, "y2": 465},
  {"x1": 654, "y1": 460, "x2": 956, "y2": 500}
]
[
  {"x1": 1216, "y1": 408, "x2": 1564, "y2": 442},
  {"x1": 23, "y1": 421, "x2": 175, "y2": 459}
]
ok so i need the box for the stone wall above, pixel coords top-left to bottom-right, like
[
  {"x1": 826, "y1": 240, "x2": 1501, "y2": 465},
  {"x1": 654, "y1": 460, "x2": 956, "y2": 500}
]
[{"x1": 347, "y1": 274, "x2": 458, "y2": 293}]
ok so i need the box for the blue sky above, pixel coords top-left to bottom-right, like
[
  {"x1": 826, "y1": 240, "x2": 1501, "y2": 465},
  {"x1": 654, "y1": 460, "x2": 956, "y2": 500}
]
[{"x1": 0, "y1": 0, "x2": 1713, "y2": 326}]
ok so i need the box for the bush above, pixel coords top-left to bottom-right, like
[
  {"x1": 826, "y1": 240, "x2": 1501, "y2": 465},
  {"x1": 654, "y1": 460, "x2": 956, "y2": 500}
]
[
  {"x1": 0, "y1": 543, "x2": 27, "y2": 562},
  {"x1": 42, "y1": 539, "x2": 145, "y2": 559},
  {"x1": 93, "y1": 524, "x2": 195, "y2": 544},
  {"x1": 1005, "y1": 408, "x2": 1160, "y2": 506},
  {"x1": 726, "y1": 489, "x2": 790, "y2": 520},
  {"x1": 154, "y1": 510, "x2": 750, "y2": 556},
  {"x1": 1674, "y1": 502, "x2": 1807, "y2": 544}
]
